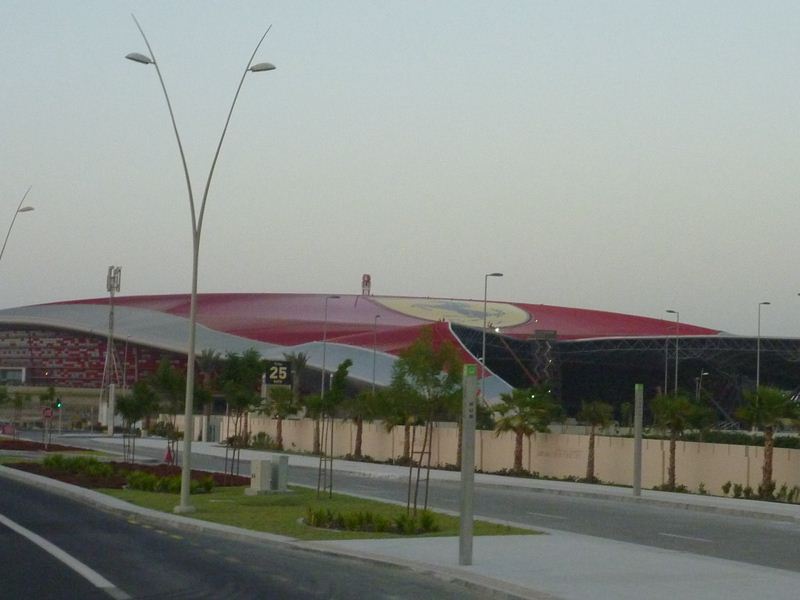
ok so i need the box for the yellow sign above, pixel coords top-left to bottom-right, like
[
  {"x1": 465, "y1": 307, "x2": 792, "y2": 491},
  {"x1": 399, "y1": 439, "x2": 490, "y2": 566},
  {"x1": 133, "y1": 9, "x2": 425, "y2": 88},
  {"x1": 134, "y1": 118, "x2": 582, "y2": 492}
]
[{"x1": 374, "y1": 297, "x2": 530, "y2": 329}]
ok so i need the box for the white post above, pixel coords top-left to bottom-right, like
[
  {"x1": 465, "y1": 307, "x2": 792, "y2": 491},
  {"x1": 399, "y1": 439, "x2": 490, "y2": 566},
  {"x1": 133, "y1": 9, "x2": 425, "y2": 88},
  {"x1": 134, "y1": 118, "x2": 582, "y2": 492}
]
[{"x1": 459, "y1": 364, "x2": 478, "y2": 566}]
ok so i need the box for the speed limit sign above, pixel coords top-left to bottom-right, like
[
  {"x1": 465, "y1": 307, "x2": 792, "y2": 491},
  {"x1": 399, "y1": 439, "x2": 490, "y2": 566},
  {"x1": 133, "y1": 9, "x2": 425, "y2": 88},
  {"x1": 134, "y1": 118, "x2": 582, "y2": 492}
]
[{"x1": 265, "y1": 360, "x2": 293, "y2": 387}]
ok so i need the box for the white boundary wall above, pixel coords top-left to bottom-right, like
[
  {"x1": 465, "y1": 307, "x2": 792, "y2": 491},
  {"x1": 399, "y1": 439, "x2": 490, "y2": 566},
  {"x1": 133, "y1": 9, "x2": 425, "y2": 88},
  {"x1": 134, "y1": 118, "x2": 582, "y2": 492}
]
[{"x1": 168, "y1": 414, "x2": 800, "y2": 494}]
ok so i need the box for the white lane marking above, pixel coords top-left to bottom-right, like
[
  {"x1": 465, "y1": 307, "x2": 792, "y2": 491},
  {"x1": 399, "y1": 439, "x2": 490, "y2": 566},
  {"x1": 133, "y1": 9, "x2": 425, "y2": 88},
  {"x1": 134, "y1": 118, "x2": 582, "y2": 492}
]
[
  {"x1": 526, "y1": 511, "x2": 568, "y2": 520},
  {"x1": 0, "y1": 512, "x2": 131, "y2": 599},
  {"x1": 658, "y1": 532, "x2": 713, "y2": 543}
]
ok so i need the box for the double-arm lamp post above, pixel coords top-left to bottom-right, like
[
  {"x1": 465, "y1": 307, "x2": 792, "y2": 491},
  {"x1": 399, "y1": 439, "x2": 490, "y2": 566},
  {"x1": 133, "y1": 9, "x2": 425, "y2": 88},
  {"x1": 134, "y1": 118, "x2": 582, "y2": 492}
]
[
  {"x1": 126, "y1": 15, "x2": 275, "y2": 514},
  {"x1": 481, "y1": 272, "x2": 503, "y2": 403}
]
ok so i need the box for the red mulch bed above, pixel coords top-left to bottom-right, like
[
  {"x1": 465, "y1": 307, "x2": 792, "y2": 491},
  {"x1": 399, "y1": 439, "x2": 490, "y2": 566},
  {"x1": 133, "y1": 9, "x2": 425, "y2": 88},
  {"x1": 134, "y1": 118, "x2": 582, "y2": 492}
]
[
  {"x1": 0, "y1": 439, "x2": 82, "y2": 452},
  {"x1": 8, "y1": 461, "x2": 250, "y2": 490}
]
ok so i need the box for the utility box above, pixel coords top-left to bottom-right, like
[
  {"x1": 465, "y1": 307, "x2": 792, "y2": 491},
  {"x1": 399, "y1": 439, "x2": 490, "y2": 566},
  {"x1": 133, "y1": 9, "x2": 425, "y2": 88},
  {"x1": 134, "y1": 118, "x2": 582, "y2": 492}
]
[{"x1": 246, "y1": 456, "x2": 289, "y2": 495}]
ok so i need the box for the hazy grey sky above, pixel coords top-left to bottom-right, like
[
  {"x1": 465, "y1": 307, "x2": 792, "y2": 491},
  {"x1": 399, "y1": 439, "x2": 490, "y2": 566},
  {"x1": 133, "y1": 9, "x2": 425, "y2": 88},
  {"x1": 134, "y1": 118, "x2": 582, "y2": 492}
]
[{"x1": 2, "y1": 1, "x2": 799, "y2": 337}]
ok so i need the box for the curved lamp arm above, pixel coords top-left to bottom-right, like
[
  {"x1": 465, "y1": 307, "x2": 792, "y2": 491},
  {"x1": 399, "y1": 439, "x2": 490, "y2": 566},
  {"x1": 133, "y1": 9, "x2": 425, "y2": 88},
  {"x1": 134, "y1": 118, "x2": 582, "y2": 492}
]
[{"x1": 0, "y1": 186, "x2": 33, "y2": 264}]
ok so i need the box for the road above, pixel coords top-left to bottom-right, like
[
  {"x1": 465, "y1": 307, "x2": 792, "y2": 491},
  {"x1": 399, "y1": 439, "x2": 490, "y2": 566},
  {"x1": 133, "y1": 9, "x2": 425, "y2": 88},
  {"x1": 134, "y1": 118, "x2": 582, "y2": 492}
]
[
  {"x1": 0, "y1": 474, "x2": 486, "y2": 599},
  {"x1": 15, "y1": 433, "x2": 800, "y2": 573}
]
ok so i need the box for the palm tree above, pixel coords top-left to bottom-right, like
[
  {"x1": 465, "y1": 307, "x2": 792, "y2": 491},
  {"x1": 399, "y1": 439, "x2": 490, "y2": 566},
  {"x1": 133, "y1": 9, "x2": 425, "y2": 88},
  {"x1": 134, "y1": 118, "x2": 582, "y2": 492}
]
[
  {"x1": 578, "y1": 400, "x2": 614, "y2": 483},
  {"x1": 342, "y1": 390, "x2": 376, "y2": 459},
  {"x1": 493, "y1": 385, "x2": 559, "y2": 473},
  {"x1": 650, "y1": 393, "x2": 694, "y2": 490},
  {"x1": 267, "y1": 385, "x2": 297, "y2": 451},
  {"x1": 283, "y1": 351, "x2": 309, "y2": 406},
  {"x1": 736, "y1": 385, "x2": 797, "y2": 497}
]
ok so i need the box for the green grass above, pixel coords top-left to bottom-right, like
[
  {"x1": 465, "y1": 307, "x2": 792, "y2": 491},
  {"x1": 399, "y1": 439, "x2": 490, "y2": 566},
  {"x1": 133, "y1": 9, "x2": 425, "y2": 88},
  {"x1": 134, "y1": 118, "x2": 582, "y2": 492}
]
[{"x1": 101, "y1": 485, "x2": 537, "y2": 541}]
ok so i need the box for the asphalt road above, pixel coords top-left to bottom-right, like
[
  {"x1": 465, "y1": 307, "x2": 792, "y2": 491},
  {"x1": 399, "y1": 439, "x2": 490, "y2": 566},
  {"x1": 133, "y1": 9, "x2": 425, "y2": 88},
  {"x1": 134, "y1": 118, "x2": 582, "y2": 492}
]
[
  {"x1": 0, "y1": 475, "x2": 486, "y2": 599},
  {"x1": 17, "y1": 433, "x2": 800, "y2": 573}
]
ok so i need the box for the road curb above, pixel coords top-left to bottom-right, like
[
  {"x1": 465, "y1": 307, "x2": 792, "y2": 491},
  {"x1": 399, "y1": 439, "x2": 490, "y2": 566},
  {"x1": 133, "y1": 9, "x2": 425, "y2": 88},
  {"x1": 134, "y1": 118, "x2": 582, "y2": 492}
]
[{"x1": 0, "y1": 464, "x2": 546, "y2": 600}]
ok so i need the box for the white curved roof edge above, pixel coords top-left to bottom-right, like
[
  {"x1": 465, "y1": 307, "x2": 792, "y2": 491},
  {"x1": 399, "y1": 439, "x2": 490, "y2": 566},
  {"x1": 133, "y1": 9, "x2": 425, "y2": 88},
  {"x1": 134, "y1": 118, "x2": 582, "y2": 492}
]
[{"x1": 0, "y1": 304, "x2": 513, "y2": 402}]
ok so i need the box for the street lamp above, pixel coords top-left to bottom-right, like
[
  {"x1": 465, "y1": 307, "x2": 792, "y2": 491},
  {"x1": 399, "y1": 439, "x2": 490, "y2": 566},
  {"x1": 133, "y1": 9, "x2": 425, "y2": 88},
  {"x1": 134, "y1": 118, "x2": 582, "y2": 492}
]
[
  {"x1": 320, "y1": 295, "x2": 341, "y2": 400},
  {"x1": 372, "y1": 314, "x2": 381, "y2": 396},
  {"x1": 666, "y1": 309, "x2": 680, "y2": 395},
  {"x1": 482, "y1": 273, "x2": 503, "y2": 403},
  {"x1": 126, "y1": 16, "x2": 275, "y2": 514},
  {"x1": 756, "y1": 301, "x2": 770, "y2": 392},
  {"x1": 695, "y1": 370, "x2": 710, "y2": 402},
  {"x1": 0, "y1": 186, "x2": 35, "y2": 265}
]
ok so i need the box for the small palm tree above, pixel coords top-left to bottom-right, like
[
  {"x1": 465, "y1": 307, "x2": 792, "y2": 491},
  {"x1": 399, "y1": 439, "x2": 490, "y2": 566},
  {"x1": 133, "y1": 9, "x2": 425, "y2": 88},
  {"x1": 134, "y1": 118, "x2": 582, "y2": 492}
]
[
  {"x1": 651, "y1": 393, "x2": 694, "y2": 490},
  {"x1": 494, "y1": 386, "x2": 559, "y2": 472},
  {"x1": 283, "y1": 351, "x2": 309, "y2": 407},
  {"x1": 342, "y1": 390, "x2": 376, "y2": 459},
  {"x1": 736, "y1": 386, "x2": 797, "y2": 497},
  {"x1": 267, "y1": 386, "x2": 297, "y2": 451},
  {"x1": 578, "y1": 400, "x2": 614, "y2": 483}
]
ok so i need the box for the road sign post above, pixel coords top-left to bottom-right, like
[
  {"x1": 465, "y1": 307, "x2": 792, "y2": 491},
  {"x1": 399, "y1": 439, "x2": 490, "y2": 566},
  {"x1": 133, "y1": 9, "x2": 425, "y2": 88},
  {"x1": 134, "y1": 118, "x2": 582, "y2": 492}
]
[{"x1": 459, "y1": 363, "x2": 478, "y2": 566}]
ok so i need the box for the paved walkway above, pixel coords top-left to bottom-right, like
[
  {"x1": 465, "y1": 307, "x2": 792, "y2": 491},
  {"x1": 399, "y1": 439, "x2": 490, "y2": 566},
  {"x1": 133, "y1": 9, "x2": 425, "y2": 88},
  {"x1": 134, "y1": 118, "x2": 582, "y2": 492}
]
[{"x1": 8, "y1": 433, "x2": 800, "y2": 599}]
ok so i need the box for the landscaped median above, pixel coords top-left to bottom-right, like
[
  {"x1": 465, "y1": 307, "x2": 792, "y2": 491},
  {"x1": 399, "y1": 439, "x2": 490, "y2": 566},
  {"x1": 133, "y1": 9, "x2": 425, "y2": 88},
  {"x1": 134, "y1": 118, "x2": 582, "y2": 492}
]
[
  {"x1": 0, "y1": 444, "x2": 535, "y2": 541},
  {"x1": 102, "y1": 485, "x2": 531, "y2": 541}
]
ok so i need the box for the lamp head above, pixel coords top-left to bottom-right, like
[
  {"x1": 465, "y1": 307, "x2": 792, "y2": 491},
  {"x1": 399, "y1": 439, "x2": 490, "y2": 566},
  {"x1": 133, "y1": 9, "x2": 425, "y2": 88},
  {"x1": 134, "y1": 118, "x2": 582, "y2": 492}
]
[
  {"x1": 17, "y1": 206, "x2": 34, "y2": 213},
  {"x1": 487, "y1": 272, "x2": 503, "y2": 278},
  {"x1": 249, "y1": 62, "x2": 276, "y2": 72},
  {"x1": 126, "y1": 52, "x2": 153, "y2": 65}
]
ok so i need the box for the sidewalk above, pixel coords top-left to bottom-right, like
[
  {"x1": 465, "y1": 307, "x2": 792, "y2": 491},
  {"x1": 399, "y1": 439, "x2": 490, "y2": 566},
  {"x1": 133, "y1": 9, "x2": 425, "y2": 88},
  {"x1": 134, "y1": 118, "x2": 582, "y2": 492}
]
[{"x1": 14, "y1": 433, "x2": 800, "y2": 599}]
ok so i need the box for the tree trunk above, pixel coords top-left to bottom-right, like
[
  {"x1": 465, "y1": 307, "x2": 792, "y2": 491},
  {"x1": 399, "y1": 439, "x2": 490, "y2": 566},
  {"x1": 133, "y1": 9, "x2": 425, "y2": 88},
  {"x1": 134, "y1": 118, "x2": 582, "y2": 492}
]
[
  {"x1": 514, "y1": 430, "x2": 523, "y2": 472},
  {"x1": 668, "y1": 430, "x2": 677, "y2": 490},
  {"x1": 403, "y1": 423, "x2": 411, "y2": 460},
  {"x1": 354, "y1": 416, "x2": 363, "y2": 458},
  {"x1": 762, "y1": 425, "x2": 775, "y2": 494},
  {"x1": 586, "y1": 425, "x2": 596, "y2": 482},
  {"x1": 313, "y1": 418, "x2": 320, "y2": 455},
  {"x1": 276, "y1": 416, "x2": 284, "y2": 451}
]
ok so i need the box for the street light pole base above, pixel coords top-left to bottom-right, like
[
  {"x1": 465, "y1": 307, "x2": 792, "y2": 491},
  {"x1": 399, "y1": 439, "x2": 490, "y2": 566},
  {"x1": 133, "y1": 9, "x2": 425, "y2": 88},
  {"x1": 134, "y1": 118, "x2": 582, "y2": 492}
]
[{"x1": 173, "y1": 504, "x2": 196, "y2": 515}]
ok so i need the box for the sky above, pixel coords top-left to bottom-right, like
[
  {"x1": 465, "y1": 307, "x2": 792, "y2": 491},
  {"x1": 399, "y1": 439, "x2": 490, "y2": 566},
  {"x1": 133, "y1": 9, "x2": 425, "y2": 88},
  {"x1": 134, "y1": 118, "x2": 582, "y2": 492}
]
[{"x1": 2, "y1": 1, "x2": 800, "y2": 337}]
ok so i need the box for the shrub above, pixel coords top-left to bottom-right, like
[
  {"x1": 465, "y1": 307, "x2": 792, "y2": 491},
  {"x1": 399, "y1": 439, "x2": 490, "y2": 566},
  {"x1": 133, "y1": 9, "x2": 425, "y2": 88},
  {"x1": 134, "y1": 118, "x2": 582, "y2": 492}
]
[
  {"x1": 418, "y1": 510, "x2": 439, "y2": 533},
  {"x1": 757, "y1": 481, "x2": 775, "y2": 500},
  {"x1": 126, "y1": 471, "x2": 211, "y2": 495},
  {"x1": 743, "y1": 486, "x2": 754, "y2": 499},
  {"x1": 304, "y1": 507, "x2": 438, "y2": 534},
  {"x1": 697, "y1": 482, "x2": 707, "y2": 495},
  {"x1": 126, "y1": 471, "x2": 158, "y2": 492},
  {"x1": 721, "y1": 481, "x2": 732, "y2": 496},
  {"x1": 250, "y1": 432, "x2": 280, "y2": 450},
  {"x1": 42, "y1": 455, "x2": 113, "y2": 478},
  {"x1": 732, "y1": 483, "x2": 743, "y2": 498}
]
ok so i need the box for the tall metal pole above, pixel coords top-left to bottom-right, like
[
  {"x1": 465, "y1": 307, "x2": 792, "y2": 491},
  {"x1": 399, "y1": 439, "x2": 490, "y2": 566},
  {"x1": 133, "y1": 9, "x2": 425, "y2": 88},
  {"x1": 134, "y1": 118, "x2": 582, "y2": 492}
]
[
  {"x1": 481, "y1": 273, "x2": 503, "y2": 403},
  {"x1": 756, "y1": 301, "x2": 770, "y2": 393},
  {"x1": 666, "y1": 309, "x2": 679, "y2": 395},
  {"x1": 0, "y1": 187, "x2": 34, "y2": 266},
  {"x1": 320, "y1": 295, "x2": 340, "y2": 401},
  {"x1": 372, "y1": 314, "x2": 381, "y2": 396},
  {"x1": 127, "y1": 16, "x2": 275, "y2": 514},
  {"x1": 632, "y1": 383, "x2": 643, "y2": 497}
]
